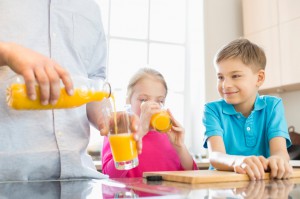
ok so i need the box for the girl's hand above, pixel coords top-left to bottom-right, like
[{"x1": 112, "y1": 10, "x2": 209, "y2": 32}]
[
  {"x1": 166, "y1": 109, "x2": 185, "y2": 149},
  {"x1": 233, "y1": 156, "x2": 268, "y2": 181},
  {"x1": 268, "y1": 155, "x2": 293, "y2": 179},
  {"x1": 139, "y1": 101, "x2": 160, "y2": 138}
]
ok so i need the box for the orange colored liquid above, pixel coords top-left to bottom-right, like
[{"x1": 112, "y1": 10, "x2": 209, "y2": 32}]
[
  {"x1": 150, "y1": 111, "x2": 172, "y2": 133},
  {"x1": 109, "y1": 134, "x2": 138, "y2": 162},
  {"x1": 6, "y1": 83, "x2": 111, "y2": 110}
]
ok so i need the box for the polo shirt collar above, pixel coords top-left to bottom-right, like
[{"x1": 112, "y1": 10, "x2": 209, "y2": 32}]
[{"x1": 222, "y1": 94, "x2": 266, "y2": 115}]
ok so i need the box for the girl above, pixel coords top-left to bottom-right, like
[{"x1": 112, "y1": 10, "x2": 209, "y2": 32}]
[{"x1": 102, "y1": 68, "x2": 197, "y2": 177}]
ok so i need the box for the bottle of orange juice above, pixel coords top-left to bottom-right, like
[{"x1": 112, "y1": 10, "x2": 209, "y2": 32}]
[
  {"x1": 6, "y1": 75, "x2": 111, "y2": 110},
  {"x1": 150, "y1": 107, "x2": 172, "y2": 133}
]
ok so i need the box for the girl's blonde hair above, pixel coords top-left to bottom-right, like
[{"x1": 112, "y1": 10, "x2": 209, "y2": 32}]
[{"x1": 127, "y1": 67, "x2": 168, "y2": 100}]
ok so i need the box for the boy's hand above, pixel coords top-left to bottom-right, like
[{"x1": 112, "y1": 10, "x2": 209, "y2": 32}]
[
  {"x1": 233, "y1": 156, "x2": 268, "y2": 180},
  {"x1": 268, "y1": 155, "x2": 293, "y2": 179},
  {"x1": 234, "y1": 180, "x2": 294, "y2": 199},
  {"x1": 234, "y1": 180, "x2": 267, "y2": 198}
]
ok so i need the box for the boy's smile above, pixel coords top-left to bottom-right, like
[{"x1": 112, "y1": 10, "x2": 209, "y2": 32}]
[
  {"x1": 222, "y1": 90, "x2": 239, "y2": 96},
  {"x1": 215, "y1": 58, "x2": 265, "y2": 116}
]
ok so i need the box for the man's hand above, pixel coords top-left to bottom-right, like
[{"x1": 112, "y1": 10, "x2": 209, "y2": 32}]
[
  {"x1": 97, "y1": 100, "x2": 142, "y2": 154},
  {"x1": 1, "y1": 42, "x2": 73, "y2": 105}
]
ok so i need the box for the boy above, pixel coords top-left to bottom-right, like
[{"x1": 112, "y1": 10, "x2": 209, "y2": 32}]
[{"x1": 203, "y1": 38, "x2": 292, "y2": 180}]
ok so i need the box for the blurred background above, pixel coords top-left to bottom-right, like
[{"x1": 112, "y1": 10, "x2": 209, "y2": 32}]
[{"x1": 88, "y1": 0, "x2": 300, "y2": 161}]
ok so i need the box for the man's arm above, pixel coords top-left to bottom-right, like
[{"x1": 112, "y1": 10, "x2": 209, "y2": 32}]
[{"x1": 0, "y1": 42, "x2": 9, "y2": 66}]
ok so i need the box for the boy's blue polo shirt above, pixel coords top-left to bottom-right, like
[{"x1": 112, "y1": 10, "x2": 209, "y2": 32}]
[{"x1": 203, "y1": 95, "x2": 291, "y2": 158}]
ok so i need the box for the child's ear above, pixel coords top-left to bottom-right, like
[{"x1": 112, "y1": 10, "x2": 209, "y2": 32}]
[{"x1": 256, "y1": 69, "x2": 265, "y2": 87}]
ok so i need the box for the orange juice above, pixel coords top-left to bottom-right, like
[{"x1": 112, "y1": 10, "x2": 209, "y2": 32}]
[
  {"x1": 103, "y1": 100, "x2": 138, "y2": 169},
  {"x1": 6, "y1": 83, "x2": 111, "y2": 110},
  {"x1": 109, "y1": 133, "x2": 137, "y2": 162},
  {"x1": 150, "y1": 110, "x2": 172, "y2": 133}
]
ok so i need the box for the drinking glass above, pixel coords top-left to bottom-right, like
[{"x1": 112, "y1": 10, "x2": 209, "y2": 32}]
[
  {"x1": 100, "y1": 99, "x2": 139, "y2": 170},
  {"x1": 150, "y1": 107, "x2": 172, "y2": 133}
]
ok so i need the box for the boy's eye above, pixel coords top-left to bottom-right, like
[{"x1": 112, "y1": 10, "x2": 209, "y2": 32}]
[
  {"x1": 232, "y1": 74, "x2": 241, "y2": 78},
  {"x1": 217, "y1": 76, "x2": 224, "y2": 80}
]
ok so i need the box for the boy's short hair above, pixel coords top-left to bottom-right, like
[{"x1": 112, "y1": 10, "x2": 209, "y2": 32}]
[{"x1": 214, "y1": 38, "x2": 266, "y2": 71}]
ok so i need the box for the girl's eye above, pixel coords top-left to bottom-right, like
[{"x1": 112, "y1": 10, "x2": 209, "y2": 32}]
[
  {"x1": 157, "y1": 98, "x2": 165, "y2": 104},
  {"x1": 139, "y1": 99, "x2": 147, "y2": 102},
  {"x1": 156, "y1": 100, "x2": 164, "y2": 104}
]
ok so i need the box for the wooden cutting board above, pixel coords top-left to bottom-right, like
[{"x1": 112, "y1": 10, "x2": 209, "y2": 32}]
[{"x1": 143, "y1": 168, "x2": 300, "y2": 184}]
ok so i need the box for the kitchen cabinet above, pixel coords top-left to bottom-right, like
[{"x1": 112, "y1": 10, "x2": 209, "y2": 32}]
[
  {"x1": 280, "y1": 18, "x2": 300, "y2": 86},
  {"x1": 242, "y1": 0, "x2": 300, "y2": 94},
  {"x1": 278, "y1": 0, "x2": 300, "y2": 23},
  {"x1": 245, "y1": 27, "x2": 281, "y2": 90},
  {"x1": 242, "y1": 0, "x2": 278, "y2": 35}
]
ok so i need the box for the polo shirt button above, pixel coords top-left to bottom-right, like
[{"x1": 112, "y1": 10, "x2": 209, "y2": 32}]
[
  {"x1": 237, "y1": 115, "x2": 240, "y2": 118},
  {"x1": 247, "y1": 127, "x2": 250, "y2": 131}
]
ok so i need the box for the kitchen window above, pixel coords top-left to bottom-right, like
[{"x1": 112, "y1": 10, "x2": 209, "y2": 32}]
[{"x1": 90, "y1": 0, "x2": 205, "y2": 157}]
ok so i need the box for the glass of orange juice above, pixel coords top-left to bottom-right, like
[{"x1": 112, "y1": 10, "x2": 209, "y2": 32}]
[
  {"x1": 150, "y1": 108, "x2": 172, "y2": 133},
  {"x1": 100, "y1": 99, "x2": 139, "y2": 170}
]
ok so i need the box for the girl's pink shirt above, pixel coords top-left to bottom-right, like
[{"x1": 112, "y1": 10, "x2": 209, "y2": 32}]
[{"x1": 101, "y1": 130, "x2": 198, "y2": 178}]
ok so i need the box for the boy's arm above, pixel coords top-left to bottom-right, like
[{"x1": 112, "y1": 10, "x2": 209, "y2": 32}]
[
  {"x1": 208, "y1": 136, "x2": 235, "y2": 169},
  {"x1": 269, "y1": 137, "x2": 293, "y2": 179},
  {"x1": 266, "y1": 98, "x2": 292, "y2": 179},
  {"x1": 208, "y1": 136, "x2": 267, "y2": 180}
]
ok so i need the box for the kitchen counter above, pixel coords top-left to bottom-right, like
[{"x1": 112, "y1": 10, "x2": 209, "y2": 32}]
[
  {"x1": 94, "y1": 158, "x2": 210, "y2": 171},
  {"x1": 1, "y1": 175, "x2": 300, "y2": 198}
]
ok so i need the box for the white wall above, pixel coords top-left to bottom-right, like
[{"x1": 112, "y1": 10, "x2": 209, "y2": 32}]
[
  {"x1": 195, "y1": 0, "x2": 243, "y2": 157},
  {"x1": 203, "y1": 0, "x2": 243, "y2": 103},
  {"x1": 186, "y1": 0, "x2": 206, "y2": 157}
]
